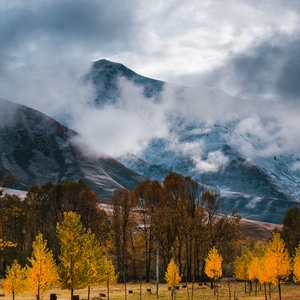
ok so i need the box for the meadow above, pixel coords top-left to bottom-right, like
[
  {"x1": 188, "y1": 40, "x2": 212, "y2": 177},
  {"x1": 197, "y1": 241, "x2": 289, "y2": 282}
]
[{"x1": 2, "y1": 280, "x2": 300, "y2": 300}]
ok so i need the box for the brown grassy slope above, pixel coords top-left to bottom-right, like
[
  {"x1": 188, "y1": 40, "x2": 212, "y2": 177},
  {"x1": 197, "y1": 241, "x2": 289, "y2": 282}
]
[{"x1": 240, "y1": 218, "x2": 282, "y2": 242}]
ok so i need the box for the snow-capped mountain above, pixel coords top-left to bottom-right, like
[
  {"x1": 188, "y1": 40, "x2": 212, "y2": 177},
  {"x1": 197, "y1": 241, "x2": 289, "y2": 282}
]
[
  {"x1": 84, "y1": 59, "x2": 300, "y2": 223},
  {"x1": 1, "y1": 59, "x2": 300, "y2": 224},
  {"x1": 0, "y1": 98, "x2": 145, "y2": 199}
]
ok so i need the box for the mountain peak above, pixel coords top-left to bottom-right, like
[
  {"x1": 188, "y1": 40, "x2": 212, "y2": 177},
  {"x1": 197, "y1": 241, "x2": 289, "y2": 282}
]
[
  {"x1": 88, "y1": 59, "x2": 165, "y2": 105},
  {"x1": 93, "y1": 59, "x2": 126, "y2": 68}
]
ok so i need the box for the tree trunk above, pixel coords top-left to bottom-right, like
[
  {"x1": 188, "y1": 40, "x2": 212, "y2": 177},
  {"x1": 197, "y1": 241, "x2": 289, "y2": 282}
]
[
  {"x1": 278, "y1": 279, "x2": 282, "y2": 300},
  {"x1": 37, "y1": 283, "x2": 40, "y2": 300},
  {"x1": 87, "y1": 286, "x2": 90, "y2": 300},
  {"x1": 255, "y1": 280, "x2": 258, "y2": 295},
  {"x1": 264, "y1": 283, "x2": 267, "y2": 300},
  {"x1": 107, "y1": 280, "x2": 110, "y2": 300}
]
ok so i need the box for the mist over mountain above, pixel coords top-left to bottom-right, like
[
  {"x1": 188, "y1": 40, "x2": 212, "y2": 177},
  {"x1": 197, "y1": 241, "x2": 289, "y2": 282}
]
[
  {"x1": 82, "y1": 59, "x2": 300, "y2": 223},
  {"x1": 0, "y1": 98, "x2": 144, "y2": 198},
  {"x1": 1, "y1": 59, "x2": 300, "y2": 224}
]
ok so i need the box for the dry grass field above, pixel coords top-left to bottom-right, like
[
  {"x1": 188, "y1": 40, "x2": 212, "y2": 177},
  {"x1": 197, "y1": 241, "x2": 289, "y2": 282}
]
[{"x1": 1, "y1": 280, "x2": 300, "y2": 300}]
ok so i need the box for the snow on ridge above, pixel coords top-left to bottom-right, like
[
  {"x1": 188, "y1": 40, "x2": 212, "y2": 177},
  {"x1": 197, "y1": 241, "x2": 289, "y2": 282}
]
[{"x1": 2, "y1": 188, "x2": 27, "y2": 200}]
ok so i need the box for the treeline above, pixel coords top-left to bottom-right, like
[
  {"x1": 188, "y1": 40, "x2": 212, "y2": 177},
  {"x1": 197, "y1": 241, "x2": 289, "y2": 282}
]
[
  {"x1": 0, "y1": 173, "x2": 241, "y2": 283},
  {"x1": 0, "y1": 172, "x2": 299, "y2": 287},
  {"x1": 233, "y1": 232, "x2": 300, "y2": 300}
]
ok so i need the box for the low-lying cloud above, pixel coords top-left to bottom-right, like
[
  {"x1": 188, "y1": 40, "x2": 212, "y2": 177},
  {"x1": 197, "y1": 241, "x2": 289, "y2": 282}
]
[{"x1": 72, "y1": 77, "x2": 169, "y2": 157}]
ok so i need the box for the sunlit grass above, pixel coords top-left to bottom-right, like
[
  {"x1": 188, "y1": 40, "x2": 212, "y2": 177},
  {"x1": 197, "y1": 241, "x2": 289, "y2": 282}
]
[{"x1": 2, "y1": 280, "x2": 300, "y2": 300}]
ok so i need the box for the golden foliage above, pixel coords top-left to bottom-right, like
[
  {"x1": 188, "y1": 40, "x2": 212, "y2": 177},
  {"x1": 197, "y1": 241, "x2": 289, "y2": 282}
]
[
  {"x1": 100, "y1": 257, "x2": 119, "y2": 284},
  {"x1": 234, "y1": 246, "x2": 253, "y2": 281},
  {"x1": 3, "y1": 260, "x2": 25, "y2": 297},
  {"x1": 263, "y1": 233, "x2": 291, "y2": 285},
  {"x1": 0, "y1": 238, "x2": 17, "y2": 250},
  {"x1": 292, "y1": 243, "x2": 300, "y2": 282},
  {"x1": 165, "y1": 258, "x2": 181, "y2": 288},
  {"x1": 205, "y1": 246, "x2": 223, "y2": 280},
  {"x1": 25, "y1": 233, "x2": 58, "y2": 298},
  {"x1": 56, "y1": 212, "x2": 88, "y2": 290}
]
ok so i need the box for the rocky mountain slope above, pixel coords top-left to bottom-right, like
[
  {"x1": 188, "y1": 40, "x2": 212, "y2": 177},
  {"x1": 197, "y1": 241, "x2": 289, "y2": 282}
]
[
  {"x1": 1, "y1": 59, "x2": 300, "y2": 224},
  {"x1": 0, "y1": 98, "x2": 144, "y2": 199},
  {"x1": 84, "y1": 59, "x2": 300, "y2": 223}
]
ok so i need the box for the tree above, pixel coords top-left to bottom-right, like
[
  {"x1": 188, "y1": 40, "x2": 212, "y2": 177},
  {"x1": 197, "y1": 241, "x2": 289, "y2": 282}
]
[
  {"x1": 281, "y1": 206, "x2": 300, "y2": 257},
  {"x1": 57, "y1": 211, "x2": 112, "y2": 300},
  {"x1": 100, "y1": 258, "x2": 118, "y2": 300},
  {"x1": 25, "y1": 233, "x2": 58, "y2": 300},
  {"x1": 205, "y1": 247, "x2": 222, "y2": 293},
  {"x1": 264, "y1": 233, "x2": 291, "y2": 300},
  {"x1": 3, "y1": 260, "x2": 25, "y2": 300},
  {"x1": 292, "y1": 243, "x2": 300, "y2": 283},
  {"x1": 109, "y1": 188, "x2": 138, "y2": 283},
  {"x1": 133, "y1": 179, "x2": 163, "y2": 282},
  {"x1": 56, "y1": 212, "x2": 87, "y2": 300},
  {"x1": 81, "y1": 229, "x2": 109, "y2": 300},
  {"x1": 0, "y1": 194, "x2": 25, "y2": 273},
  {"x1": 165, "y1": 258, "x2": 181, "y2": 300},
  {"x1": 234, "y1": 246, "x2": 253, "y2": 294},
  {"x1": 248, "y1": 241, "x2": 265, "y2": 296}
]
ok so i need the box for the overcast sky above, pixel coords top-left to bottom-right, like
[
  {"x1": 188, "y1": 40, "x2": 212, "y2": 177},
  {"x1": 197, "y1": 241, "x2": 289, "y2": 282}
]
[
  {"x1": 1, "y1": 0, "x2": 300, "y2": 99},
  {"x1": 1, "y1": 0, "x2": 300, "y2": 160}
]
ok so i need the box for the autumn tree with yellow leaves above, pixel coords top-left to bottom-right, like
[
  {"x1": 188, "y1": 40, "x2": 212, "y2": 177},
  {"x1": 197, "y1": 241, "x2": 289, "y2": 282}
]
[
  {"x1": 165, "y1": 258, "x2": 181, "y2": 300},
  {"x1": 248, "y1": 241, "x2": 265, "y2": 296},
  {"x1": 3, "y1": 260, "x2": 25, "y2": 300},
  {"x1": 100, "y1": 258, "x2": 118, "y2": 300},
  {"x1": 81, "y1": 229, "x2": 117, "y2": 300},
  {"x1": 263, "y1": 233, "x2": 291, "y2": 300},
  {"x1": 205, "y1": 247, "x2": 223, "y2": 294},
  {"x1": 57, "y1": 211, "x2": 115, "y2": 300},
  {"x1": 234, "y1": 246, "x2": 253, "y2": 294},
  {"x1": 25, "y1": 233, "x2": 58, "y2": 300},
  {"x1": 292, "y1": 242, "x2": 300, "y2": 283},
  {"x1": 57, "y1": 212, "x2": 89, "y2": 300}
]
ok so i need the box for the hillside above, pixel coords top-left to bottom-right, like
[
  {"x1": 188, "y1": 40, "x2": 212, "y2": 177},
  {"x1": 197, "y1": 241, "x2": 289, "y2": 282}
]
[
  {"x1": 84, "y1": 59, "x2": 300, "y2": 223},
  {"x1": 0, "y1": 98, "x2": 144, "y2": 198},
  {"x1": 1, "y1": 59, "x2": 300, "y2": 223}
]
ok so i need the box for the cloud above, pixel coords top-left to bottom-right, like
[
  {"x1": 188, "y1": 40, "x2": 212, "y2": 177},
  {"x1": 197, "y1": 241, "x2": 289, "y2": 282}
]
[
  {"x1": 193, "y1": 150, "x2": 230, "y2": 173},
  {"x1": 72, "y1": 77, "x2": 169, "y2": 157},
  {"x1": 199, "y1": 36, "x2": 300, "y2": 103},
  {"x1": 1, "y1": 0, "x2": 300, "y2": 87},
  {"x1": 0, "y1": 0, "x2": 137, "y2": 66},
  {"x1": 0, "y1": 62, "x2": 95, "y2": 123},
  {"x1": 0, "y1": 0, "x2": 300, "y2": 171}
]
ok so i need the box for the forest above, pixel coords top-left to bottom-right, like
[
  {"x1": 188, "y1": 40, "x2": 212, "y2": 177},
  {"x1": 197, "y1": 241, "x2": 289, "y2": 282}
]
[{"x1": 0, "y1": 173, "x2": 300, "y2": 300}]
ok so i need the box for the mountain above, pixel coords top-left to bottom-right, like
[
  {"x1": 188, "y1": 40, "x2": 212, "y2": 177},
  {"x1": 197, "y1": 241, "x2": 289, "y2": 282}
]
[
  {"x1": 2, "y1": 59, "x2": 300, "y2": 224},
  {"x1": 84, "y1": 59, "x2": 300, "y2": 223},
  {"x1": 85, "y1": 59, "x2": 164, "y2": 106},
  {"x1": 0, "y1": 98, "x2": 145, "y2": 199}
]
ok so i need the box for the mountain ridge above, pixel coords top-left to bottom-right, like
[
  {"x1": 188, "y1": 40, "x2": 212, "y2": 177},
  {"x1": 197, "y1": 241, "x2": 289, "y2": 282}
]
[
  {"x1": 0, "y1": 97, "x2": 145, "y2": 198},
  {"x1": 85, "y1": 59, "x2": 300, "y2": 223},
  {"x1": 1, "y1": 59, "x2": 300, "y2": 223}
]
